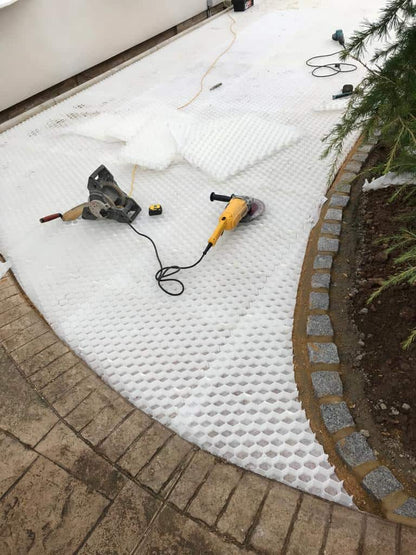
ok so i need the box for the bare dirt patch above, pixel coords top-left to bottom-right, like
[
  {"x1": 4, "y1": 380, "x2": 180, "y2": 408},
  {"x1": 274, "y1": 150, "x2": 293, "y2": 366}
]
[{"x1": 331, "y1": 145, "x2": 416, "y2": 495}]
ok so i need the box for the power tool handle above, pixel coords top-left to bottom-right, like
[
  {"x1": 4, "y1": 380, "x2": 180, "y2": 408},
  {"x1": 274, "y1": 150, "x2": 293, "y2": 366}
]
[
  {"x1": 210, "y1": 192, "x2": 232, "y2": 203},
  {"x1": 39, "y1": 213, "x2": 62, "y2": 223}
]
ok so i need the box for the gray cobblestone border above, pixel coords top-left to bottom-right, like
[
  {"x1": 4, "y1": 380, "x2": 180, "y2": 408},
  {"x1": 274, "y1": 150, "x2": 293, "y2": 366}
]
[{"x1": 304, "y1": 138, "x2": 416, "y2": 525}]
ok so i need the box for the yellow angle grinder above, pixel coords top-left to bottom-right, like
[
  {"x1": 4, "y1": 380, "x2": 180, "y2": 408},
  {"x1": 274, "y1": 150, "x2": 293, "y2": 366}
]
[
  {"x1": 206, "y1": 192, "x2": 265, "y2": 252},
  {"x1": 149, "y1": 191, "x2": 265, "y2": 295}
]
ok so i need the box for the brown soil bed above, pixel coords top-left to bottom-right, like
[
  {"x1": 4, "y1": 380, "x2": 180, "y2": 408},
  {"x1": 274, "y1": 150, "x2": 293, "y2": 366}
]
[{"x1": 331, "y1": 145, "x2": 416, "y2": 495}]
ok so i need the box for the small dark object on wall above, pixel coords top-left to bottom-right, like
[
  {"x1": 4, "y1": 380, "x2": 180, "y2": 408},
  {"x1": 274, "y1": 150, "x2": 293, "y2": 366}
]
[{"x1": 232, "y1": 0, "x2": 253, "y2": 12}]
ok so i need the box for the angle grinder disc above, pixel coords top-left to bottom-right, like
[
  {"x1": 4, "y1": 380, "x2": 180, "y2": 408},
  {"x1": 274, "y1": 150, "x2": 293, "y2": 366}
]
[{"x1": 241, "y1": 198, "x2": 265, "y2": 223}]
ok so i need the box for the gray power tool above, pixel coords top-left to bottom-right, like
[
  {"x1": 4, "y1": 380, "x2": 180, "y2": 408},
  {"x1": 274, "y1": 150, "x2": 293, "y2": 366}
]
[{"x1": 40, "y1": 165, "x2": 141, "y2": 224}]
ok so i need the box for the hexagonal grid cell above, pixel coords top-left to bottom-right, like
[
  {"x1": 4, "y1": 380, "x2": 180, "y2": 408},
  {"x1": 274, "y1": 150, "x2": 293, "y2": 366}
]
[{"x1": 0, "y1": 1, "x2": 384, "y2": 508}]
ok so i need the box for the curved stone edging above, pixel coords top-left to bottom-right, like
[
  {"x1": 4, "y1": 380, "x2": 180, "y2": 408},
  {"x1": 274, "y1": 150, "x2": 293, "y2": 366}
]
[
  {"x1": 293, "y1": 137, "x2": 416, "y2": 528},
  {"x1": 0, "y1": 269, "x2": 413, "y2": 552}
]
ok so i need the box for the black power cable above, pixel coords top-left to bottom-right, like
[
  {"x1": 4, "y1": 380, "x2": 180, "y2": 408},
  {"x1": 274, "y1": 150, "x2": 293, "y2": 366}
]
[
  {"x1": 306, "y1": 50, "x2": 357, "y2": 78},
  {"x1": 128, "y1": 223, "x2": 209, "y2": 296}
]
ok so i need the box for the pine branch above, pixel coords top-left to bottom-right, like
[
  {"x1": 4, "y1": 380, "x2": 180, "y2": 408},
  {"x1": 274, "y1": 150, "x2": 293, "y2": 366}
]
[
  {"x1": 402, "y1": 328, "x2": 416, "y2": 349},
  {"x1": 345, "y1": 0, "x2": 416, "y2": 58}
]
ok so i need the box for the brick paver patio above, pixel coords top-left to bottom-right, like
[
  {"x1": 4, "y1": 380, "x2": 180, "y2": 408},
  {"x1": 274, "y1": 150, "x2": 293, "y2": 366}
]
[{"x1": 0, "y1": 272, "x2": 415, "y2": 553}]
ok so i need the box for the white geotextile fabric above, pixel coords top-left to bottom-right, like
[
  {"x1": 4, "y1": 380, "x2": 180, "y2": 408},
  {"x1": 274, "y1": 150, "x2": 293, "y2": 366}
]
[
  {"x1": 0, "y1": 0, "x2": 385, "y2": 505},
  {"x1": 363, "y1": 172, "x2": 416, "y2": 192}
]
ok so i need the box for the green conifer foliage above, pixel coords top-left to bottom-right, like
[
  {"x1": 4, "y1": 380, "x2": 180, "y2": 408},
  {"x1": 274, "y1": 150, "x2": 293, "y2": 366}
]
[
  {"x1": 323, "y1": 0, "x2": 416, "y2": 177},
  {"x1": 323, "y1": 0, "x2": 416, "y2": 348}
]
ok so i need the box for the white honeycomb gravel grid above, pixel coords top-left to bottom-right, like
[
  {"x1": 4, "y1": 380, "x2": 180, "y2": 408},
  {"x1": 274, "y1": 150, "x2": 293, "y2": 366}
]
[
  {"x1": 0, "y1": 0, "x2": 385, "y2": 505},
  {"x1": 171, "y1": 114, "x2": 301, "y2": 181}
]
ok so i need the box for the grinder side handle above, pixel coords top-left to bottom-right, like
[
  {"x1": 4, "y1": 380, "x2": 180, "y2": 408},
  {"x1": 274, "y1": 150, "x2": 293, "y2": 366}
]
[{"x1": 210, "y1": 192, "x2": 232, "y2": 203}]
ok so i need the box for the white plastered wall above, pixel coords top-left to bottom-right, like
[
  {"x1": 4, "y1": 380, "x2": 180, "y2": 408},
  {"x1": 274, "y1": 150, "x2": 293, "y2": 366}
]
[{"x1": 0, "y1": 0, "x2": 215, "y2": 111}]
